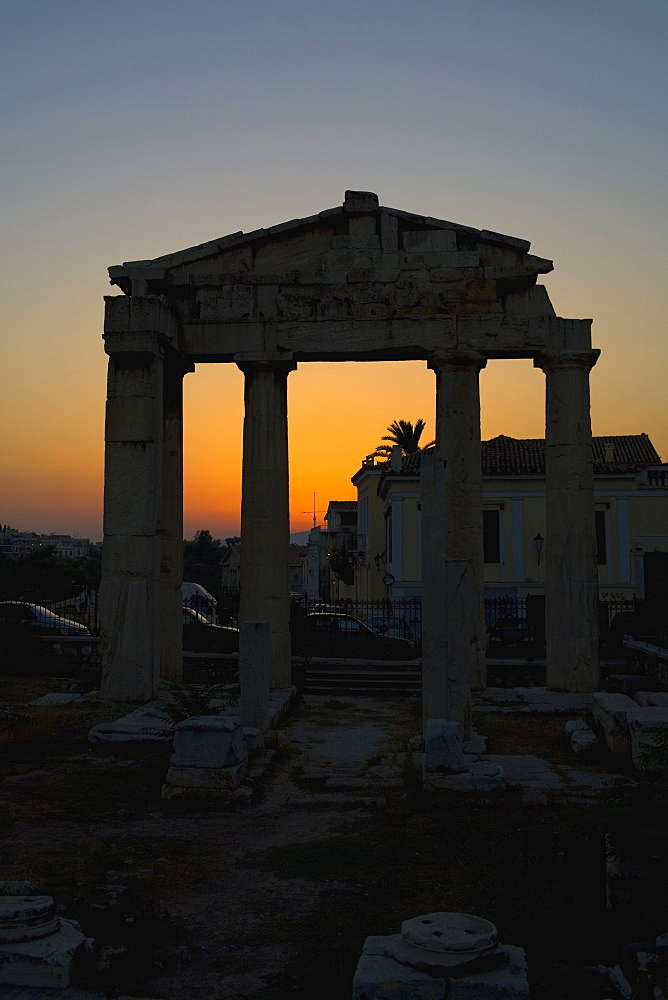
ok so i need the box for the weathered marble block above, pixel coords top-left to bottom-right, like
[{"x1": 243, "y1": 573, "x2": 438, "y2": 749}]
[
  {"x1": 592, "y1": 692, "x2": 638, "y2": 753},
  {"x1": 170, "y1": 715, "x2": 246, "y2": 768},
  {"x1": 162, "y1": 715, "x2": 248, "y2": 799},
  {"x1": 626, "y1": 707, "x2": 668, "y2": 770}
]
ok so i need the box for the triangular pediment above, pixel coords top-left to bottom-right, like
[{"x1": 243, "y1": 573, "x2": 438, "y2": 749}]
[
  {"x1": 105, "y1": 190, "x2": 597, "y2": 365},
  {"x1": 109, "y1": 190, "x2": 552, "y2": 294}
]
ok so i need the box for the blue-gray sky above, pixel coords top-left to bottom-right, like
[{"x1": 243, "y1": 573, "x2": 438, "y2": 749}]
[{"x1": 2, "y1": 0, "x2": 666, "y2": 538}]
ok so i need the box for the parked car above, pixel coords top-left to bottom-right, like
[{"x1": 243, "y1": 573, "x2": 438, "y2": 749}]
[
  {"x1": 364, "y1": 614, "x2": 416, "y2": 645},
  {"x1": 182, "y1": 606, "x2": 239, "y2": 653},
  {"x1": 182, "y1": 582, "x2": 218, "y2": 620},
  {"x1": 0, "y1": 601, "x2": 90, "y2": 636},
  {"x1": 486, "y1": 617, "x2": 538, "y2": 658},
  {"x1": 296, "y1": 612, "x2": 416, "y2": 660}
]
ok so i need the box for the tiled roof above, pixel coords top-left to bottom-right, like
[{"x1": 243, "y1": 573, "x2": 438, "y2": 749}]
[
  {"x1": 327, "y1": 500, "x2": 357, "y2": 510},
  {"x1": 376, "y1": 434, "x2": 661, "y2": 486},
  {"x1": 484, "y1": 434, "x2": 662, "y2": 475}
]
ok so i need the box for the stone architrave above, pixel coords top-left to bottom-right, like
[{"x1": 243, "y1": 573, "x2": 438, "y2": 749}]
[
  {"x1": 535, "y1": 350, "x2": 600, "y2": 692},
  {"x1": 430, "y1": 352, "x2": 487, "y2": 692},
  {"x1": 237, "y1": 357, "x2": 296, "y2": 688},
  {"x1": 240, "y1": 620, "x2": 271, "y2": 730}
]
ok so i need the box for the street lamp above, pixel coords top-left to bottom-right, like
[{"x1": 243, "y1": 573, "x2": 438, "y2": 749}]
[
  {"x1": 374, "y1": 551, "x2": 385, "y2": 571},
  {"x1": 534, "y1": 532, "x2": 544, "y2": 567}
]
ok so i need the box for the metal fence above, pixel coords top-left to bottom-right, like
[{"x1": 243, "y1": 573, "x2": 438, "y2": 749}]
[
  {"x1": 2, "y1": 587, "x2": 646, "y2": 652},
  {"x1": 301, "y1": 596, "x2": 423, "y2": 644}
]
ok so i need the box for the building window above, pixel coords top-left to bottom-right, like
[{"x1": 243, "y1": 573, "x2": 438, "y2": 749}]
[
  {"x1": 483, "y1": 509, "x2": 500, "y2": 564},
  {"x1": 595, "y1": 509, "x2": 607, "y2": 565}
]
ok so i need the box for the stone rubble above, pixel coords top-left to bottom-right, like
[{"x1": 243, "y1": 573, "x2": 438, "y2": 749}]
[
  {"x1": 0, "y1": 895, "x2": 93, "y2": 989},
  {"x1": 564, "y1": 718, "x2": 598, "y2": 753}
]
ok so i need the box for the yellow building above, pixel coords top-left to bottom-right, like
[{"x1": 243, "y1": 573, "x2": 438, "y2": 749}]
[{"x1": 352, "y1": 435, "x2": 668, "y2": 603}]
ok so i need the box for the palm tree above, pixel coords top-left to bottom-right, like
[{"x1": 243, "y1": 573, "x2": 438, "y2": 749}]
[{"x1": 373, "y1": 419, "x2": 435, "y2": 458}]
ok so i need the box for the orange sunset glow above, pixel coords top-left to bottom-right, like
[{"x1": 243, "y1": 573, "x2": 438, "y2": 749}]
[{"x1": 1, "y1": 3, "x2": 665, "y2": 543}]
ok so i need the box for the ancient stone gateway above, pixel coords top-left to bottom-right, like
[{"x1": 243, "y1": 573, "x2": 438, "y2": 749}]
[{"x1": 100, "y1": 191, "x2": 600, "y2": 719}]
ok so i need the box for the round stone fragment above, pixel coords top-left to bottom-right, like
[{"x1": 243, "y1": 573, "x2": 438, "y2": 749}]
[
  {"x1": 0, "y1": 895, "x2": 59, "y2": 942},
  {"x1": 390, "y1": 911, "x2": 499, "y2": 969}
]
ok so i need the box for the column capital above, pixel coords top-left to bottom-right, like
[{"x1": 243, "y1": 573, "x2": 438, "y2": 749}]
[
  {"x1": 534, "y1": 349, "x2": 600, "y2": 375},
  {"x1": 236, "y1": 354, "x2": 297, "y2": 377},
  {"x1": 427, "y1": 351, "x2": 487, "y2": 375}
]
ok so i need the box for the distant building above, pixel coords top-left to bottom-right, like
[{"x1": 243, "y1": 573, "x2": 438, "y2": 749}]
[
  {"x1": 0, "y1": 529, "x2": 90, "y2": 560},
  {"x1": 305, "y1": 500, "x2": 364, "y2": 601},
  {"x1": 352, "y1": 434, "x2": 668, "y2": 601}
]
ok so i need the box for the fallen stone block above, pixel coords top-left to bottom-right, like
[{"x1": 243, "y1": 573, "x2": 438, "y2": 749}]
[
  {"x1": 626, "y1": 707, "x2": 668, "y2": 770},
  {"x1": 565, "y1": 719, "x2": 597, "y2": 753},
  {"x1": 592, "y1": 692, "x2": 637, "y2": 753},
  {"x1": 423, "y1": 760, "x2": 505, "y2": 793},
  {"x1": 608, "y1": 964, "x2": 633, "y2": 999},
  {"x1": 161, "y1": 714, "x2": 248, "y2": 800},
  {"x1": 88, "y1": 701, "x2": 173, "y2": 742},
  {"x1": 605, "y1": 675, "x2": 655, "y2": 696},
  {"x1": 30, "y1": 692, "x2": 82, "y2": 707},
  {"x1": 635, "y1": 691, "x2": 668, "y2": 707}
]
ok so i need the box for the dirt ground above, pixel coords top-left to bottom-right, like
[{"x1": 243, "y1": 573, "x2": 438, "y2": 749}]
[{"x1": 0, "y1": 682, "x2": 662, "y2": 999}]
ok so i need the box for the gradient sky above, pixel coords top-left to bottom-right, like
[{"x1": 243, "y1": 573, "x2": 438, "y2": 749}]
[{"x1": 1, "y1": 0, "x2": 666, "y2": 542}]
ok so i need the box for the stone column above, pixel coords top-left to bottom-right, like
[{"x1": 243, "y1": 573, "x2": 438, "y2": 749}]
[
  {"x1": 420, "y1": 453, "x2": 471, "y2": 735},
  {"x1": 99, "y1": 338, "x2": 164, "y2": 702},
  {"x1": 535, "y1": 350, "x2": 601, "y2": 691},
  {"x1": 430, "y1": 352, "x2": 487, "y2": 692},
  {"x1": 237, "y1": 357, "x2": 296, "y2": 688},
  {"x1": 99, "y1": 294, "x2": 181, "y2": 703},
  {"x1": 159, "y1": 358, "x2": 194, "y2": 683}
]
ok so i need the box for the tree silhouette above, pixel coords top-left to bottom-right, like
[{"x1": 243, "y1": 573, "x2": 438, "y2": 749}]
[{"x1": 373, "y1": 419, "x2": 434, "y2": 458}]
